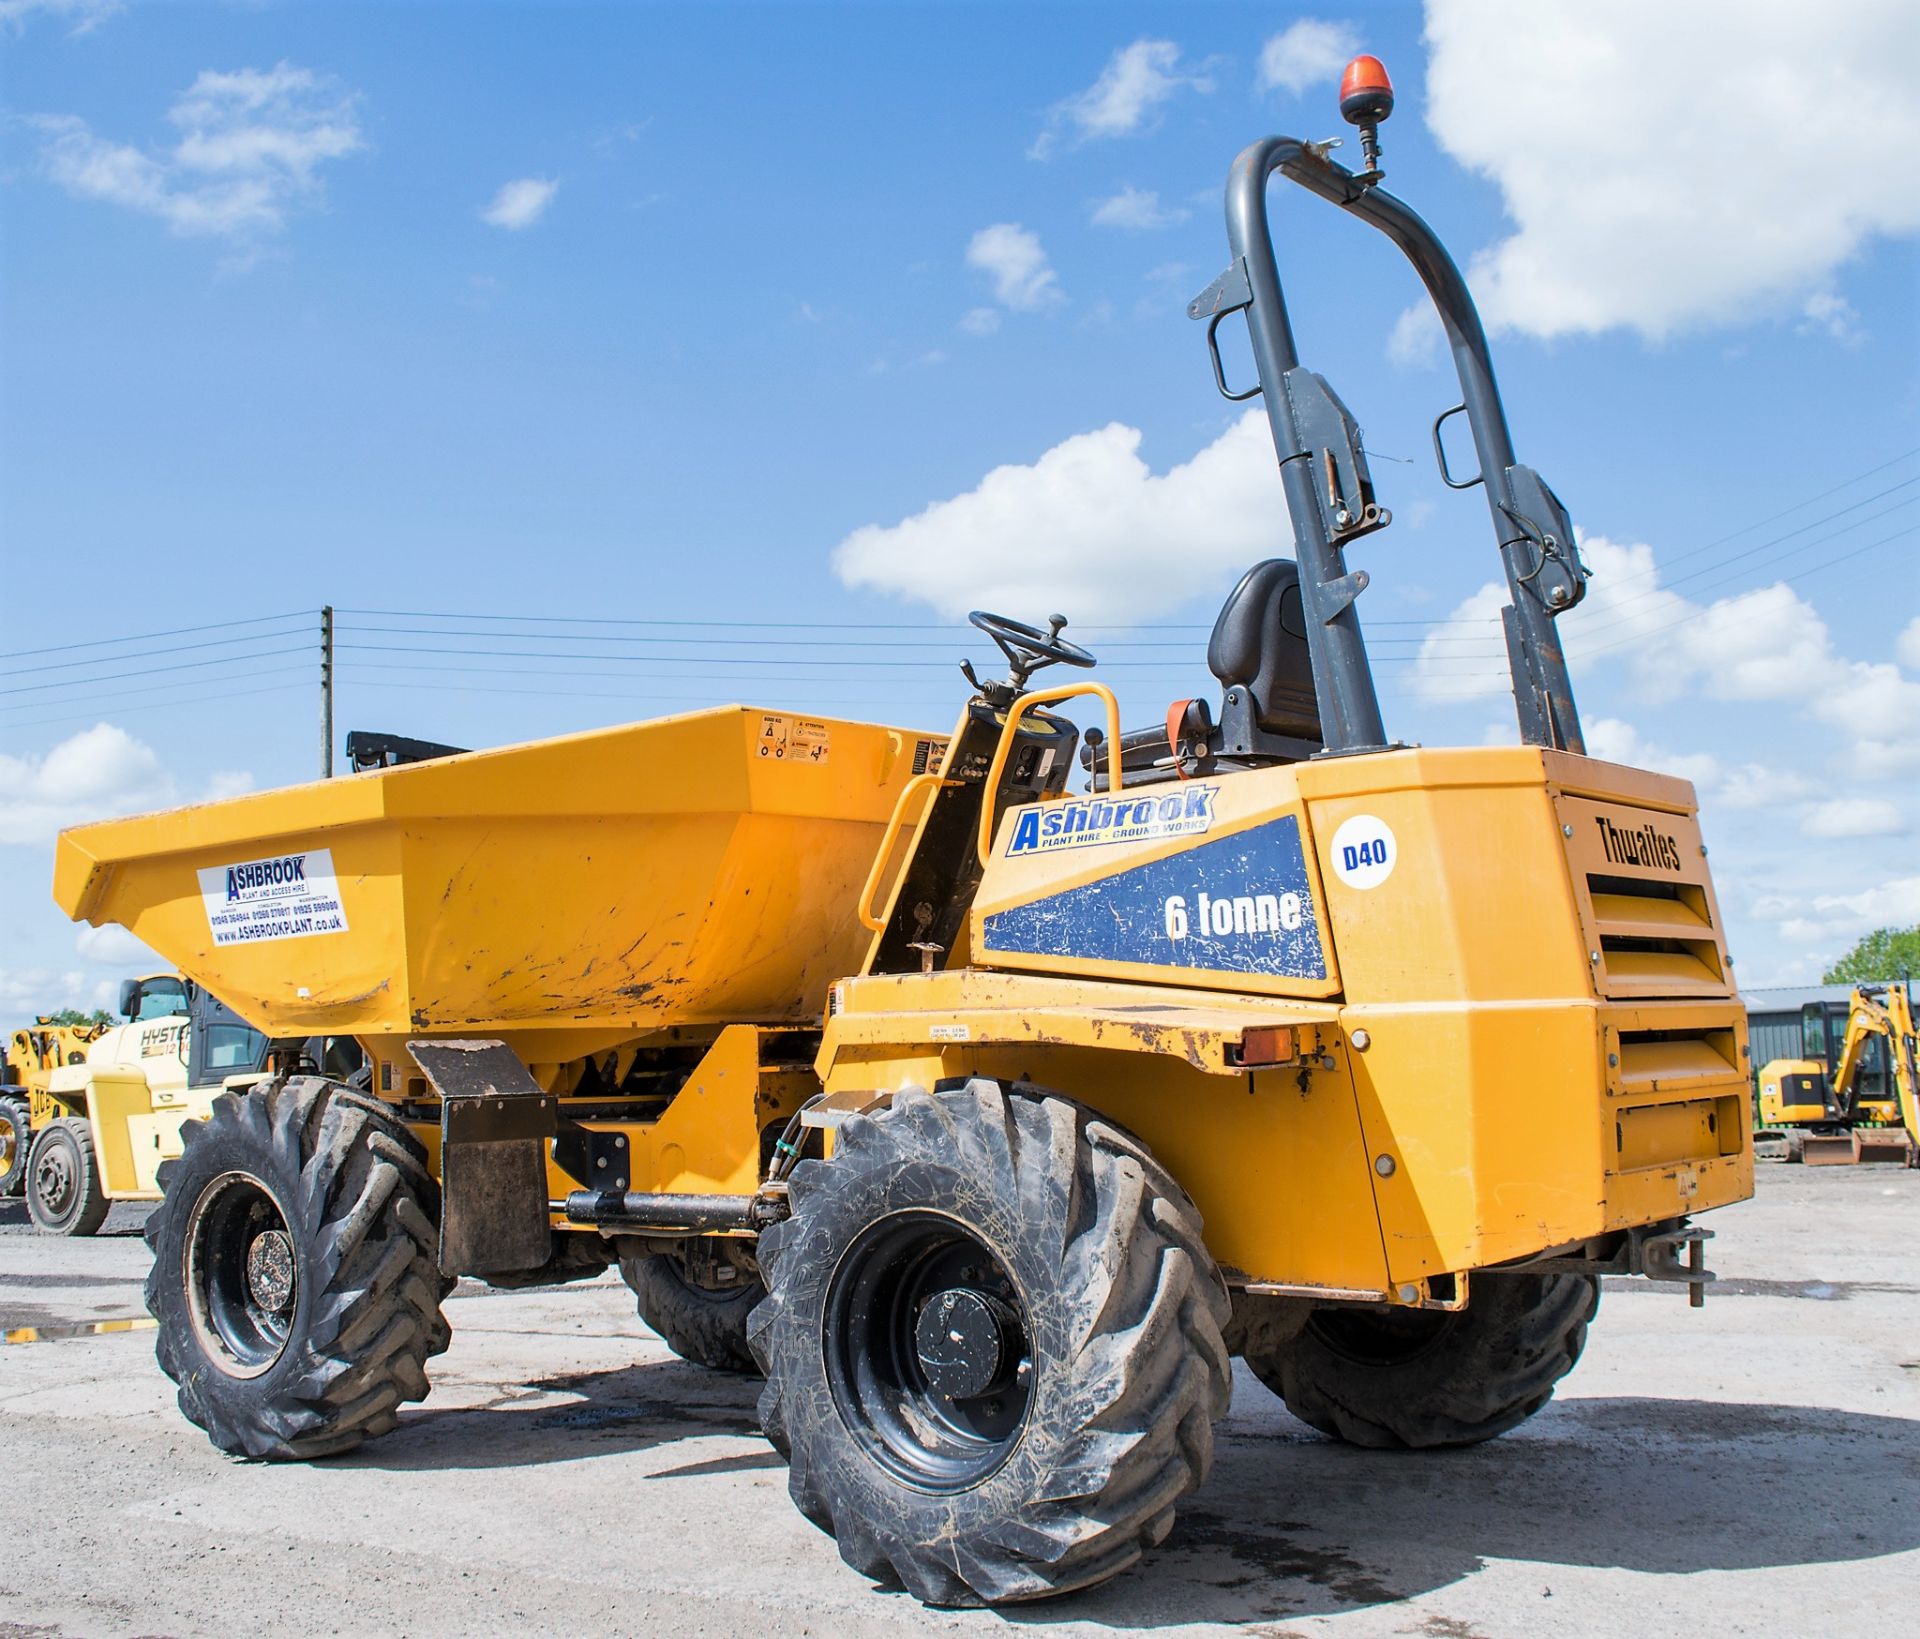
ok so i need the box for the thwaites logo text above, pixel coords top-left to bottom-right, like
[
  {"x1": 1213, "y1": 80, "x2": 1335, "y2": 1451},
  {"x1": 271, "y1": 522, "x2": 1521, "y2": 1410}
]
[
  {"x1": 1007, "y1": 785, "x2": 1217, "y2": 856},
  {"x1": 1594, "y1": 814, "x2": 1683, "y2": 872}
]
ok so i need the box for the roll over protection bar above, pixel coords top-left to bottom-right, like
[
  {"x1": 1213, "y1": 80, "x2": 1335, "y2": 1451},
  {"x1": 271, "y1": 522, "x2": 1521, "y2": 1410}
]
[{"x1": 1192, "y1": 138, "x2": 1589, "y2": 755}]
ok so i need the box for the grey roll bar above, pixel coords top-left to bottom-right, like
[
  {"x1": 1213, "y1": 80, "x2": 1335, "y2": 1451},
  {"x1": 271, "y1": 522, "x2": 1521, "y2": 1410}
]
[{"x1": 1191, "y1": 138, "x2": 1588, "y2": 755}]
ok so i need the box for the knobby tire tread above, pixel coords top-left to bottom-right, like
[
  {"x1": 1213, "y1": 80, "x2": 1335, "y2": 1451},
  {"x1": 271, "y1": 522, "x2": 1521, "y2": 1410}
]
[
  {"x1": 749, "y1": 1079, "x2": 1232, "y2": 1605},
  {"x1": 145, "y1": 1077, "x2": 453, "y2": 1461}
]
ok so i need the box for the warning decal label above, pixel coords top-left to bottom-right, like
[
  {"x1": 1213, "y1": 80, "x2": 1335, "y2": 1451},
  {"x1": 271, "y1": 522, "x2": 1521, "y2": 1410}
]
[
  {"x1": 198, "y1": 848, "x2": 351, "y2": 947},
  {"x1": 758, "y1": 714, "x2": 831, "y2": 764}
]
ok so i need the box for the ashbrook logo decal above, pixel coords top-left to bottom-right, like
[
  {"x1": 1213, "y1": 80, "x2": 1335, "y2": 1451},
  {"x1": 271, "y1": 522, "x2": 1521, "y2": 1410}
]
[
  {"x1": 198, "y1": 848, "x2": 350, "y2": 947},
  {"x1": 1594, "y1": 815, "x2": 1683, "y2": 872},
  {"x1": 225, "y1": 855, "x2": 306, "y2": 900},
  {"x1": 1007, "y1": 785, "x2": 1218, "y2": 856}
]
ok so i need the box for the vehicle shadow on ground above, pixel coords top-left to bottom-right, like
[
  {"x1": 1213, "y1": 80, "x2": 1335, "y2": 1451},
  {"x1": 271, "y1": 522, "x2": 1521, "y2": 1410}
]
[
  {"x1": 350, "y1": 1355, "x2": 1920, "y2": 1627},
  {"x1": 343, "y1": 1355, "x2": 769, "y2": 1474},
  {"x1": 1022, "y1": 1392, "x2": 1920, "y2": 1628}
]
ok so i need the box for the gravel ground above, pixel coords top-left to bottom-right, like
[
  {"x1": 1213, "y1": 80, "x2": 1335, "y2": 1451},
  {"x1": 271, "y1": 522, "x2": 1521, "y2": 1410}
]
[{"x1": 1, "y1": 1165, "x2": 1915, "y2": 1638}]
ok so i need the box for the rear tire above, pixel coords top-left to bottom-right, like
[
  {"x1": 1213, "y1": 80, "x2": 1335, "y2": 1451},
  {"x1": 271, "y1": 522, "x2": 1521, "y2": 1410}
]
[
  {"x1": 1243, "y1": 1273, "x2": 1597, "y2": 1449},
  {"x1": 618, "y1": 1242, "x2": 762, "y2": 1372},
  {"x1": 750, "y1": 1080, "x2": 1232, "y2": 1606},
  {"x1": 0, "y1": 1095, "x2": 31, "y2": 1199},
  {"x1": 25, "y1": 1117, "x2": 109, "y2": 1236},
  {"x1": 144, "y1": 1077, "x2": 453, "y2": 1460}
]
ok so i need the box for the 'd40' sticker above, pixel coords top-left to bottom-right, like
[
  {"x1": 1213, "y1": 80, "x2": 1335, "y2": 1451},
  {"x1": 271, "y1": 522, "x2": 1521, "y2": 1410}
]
[{"x1": 1329, "y1": 814, "x2": 1396, "y2": 890}]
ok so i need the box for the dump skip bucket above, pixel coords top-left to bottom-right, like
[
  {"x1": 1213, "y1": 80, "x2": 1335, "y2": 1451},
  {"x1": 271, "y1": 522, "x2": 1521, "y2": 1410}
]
[{"x1": 55, "y1": 706, "x2": 933, "y2": 1063}]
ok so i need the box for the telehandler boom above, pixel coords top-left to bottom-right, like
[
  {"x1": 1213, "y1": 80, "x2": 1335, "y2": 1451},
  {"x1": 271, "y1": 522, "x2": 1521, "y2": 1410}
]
[{"x1": 52, "y1": 56, "x2": 1752, "y2": 1607}]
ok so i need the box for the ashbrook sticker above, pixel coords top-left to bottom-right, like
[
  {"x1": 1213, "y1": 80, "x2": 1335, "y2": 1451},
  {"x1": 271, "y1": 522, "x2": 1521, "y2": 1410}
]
[
  {"x1": 198, "y1": 849, "x2": 350, "y2": 947},
  {"x1": 1006, "y1": 784, "x2": 1219, "y2": 856}
]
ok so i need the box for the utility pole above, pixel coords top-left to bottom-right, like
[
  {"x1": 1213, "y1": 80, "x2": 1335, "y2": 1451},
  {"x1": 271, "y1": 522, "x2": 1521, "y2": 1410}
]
[{"x1": 320, "y1": 605, "x2": 335, "y2": 778}]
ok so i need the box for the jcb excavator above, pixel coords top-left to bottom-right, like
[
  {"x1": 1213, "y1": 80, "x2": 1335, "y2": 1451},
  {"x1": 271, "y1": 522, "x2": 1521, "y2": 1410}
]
[{"x1": 1756, "y1": 981, "x2": 1918, "y2": 1164}]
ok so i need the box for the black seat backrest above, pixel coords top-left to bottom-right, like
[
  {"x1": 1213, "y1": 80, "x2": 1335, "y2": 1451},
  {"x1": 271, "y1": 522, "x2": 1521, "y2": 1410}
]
[{"x1": 1207, "y1": 560, "x2": 1323, "y2": 755}]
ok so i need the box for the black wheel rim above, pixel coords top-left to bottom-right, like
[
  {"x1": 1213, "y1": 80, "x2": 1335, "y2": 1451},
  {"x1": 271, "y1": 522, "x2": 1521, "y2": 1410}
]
[
  {"x1": 1307, "y1": 1304, "x2": 1453, "y2": 1367},
  {"x1": 0, "y1": 1109, "x2": 21, "y2": 1182},
  {"x1": 31, "y1": 1129, "x2": 80, "y2": 1226},
  {"x1": 184, "y1": 1172, "x2": 299, "y2": 1378},
  {"x1": 824, "y1": 1210, "x2": 1034, "y2": 1493}
]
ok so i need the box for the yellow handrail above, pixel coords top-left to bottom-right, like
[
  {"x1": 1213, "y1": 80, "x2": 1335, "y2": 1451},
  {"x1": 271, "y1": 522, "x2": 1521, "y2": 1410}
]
[
  {"x1": 857, "y1": 772, "x2": 960, "y2": 932},
  {"x1": 976, "y1": 680, "x2": 1124, "y2": 866}
]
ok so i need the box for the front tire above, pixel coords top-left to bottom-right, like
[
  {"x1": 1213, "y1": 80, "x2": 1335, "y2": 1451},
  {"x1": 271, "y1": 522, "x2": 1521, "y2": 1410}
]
[
  {"x1": 144, "y1": 1078, "x2": 453, "y2": 1460},
  {"x1": 618, "y1": 1241, "x2": 762, "y2": 1372},
  {"x1": 1243, "y1": 1273, "x2": 1598, "y2": 1449},
  {"x1": 0, "y1": 1095, "x2": 31, "y2": 1199},
  {"x1": 750, "y1": 1080, "x2": 1232, "y2": 1606},
  {"x1": 25, "y1": 1116, "x2": 109, "y2": 1236}
]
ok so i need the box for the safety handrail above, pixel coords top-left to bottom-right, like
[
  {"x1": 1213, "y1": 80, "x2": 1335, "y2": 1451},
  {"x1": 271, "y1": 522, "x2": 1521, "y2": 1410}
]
[
  {"x1": 856, "y1": 772, "x2": 959, "y2": 933},
  {"x1": 975, "y1": 680, "x2": 1124, "y2": 867}
]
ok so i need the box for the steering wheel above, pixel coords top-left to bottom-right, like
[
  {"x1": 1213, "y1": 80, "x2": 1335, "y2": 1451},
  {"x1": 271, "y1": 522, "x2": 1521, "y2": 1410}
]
[{"x1": 968, "y1": 610, "x2": 1097, "y2": 690}]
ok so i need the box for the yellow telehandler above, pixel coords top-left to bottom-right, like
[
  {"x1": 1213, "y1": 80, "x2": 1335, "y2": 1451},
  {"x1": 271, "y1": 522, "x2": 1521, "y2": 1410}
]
[
  {"x1": 51, "y1": 57, "x2": 1753, "y2": 1605},
  {"x1": 2, "y1": 1016, "x2": 107, "y2": 1199}
]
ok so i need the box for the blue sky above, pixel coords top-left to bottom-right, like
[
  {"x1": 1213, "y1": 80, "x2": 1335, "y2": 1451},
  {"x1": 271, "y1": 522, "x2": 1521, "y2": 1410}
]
[{"x1": 2, "y1": 0, "x2": 1916, "y2": 1010}]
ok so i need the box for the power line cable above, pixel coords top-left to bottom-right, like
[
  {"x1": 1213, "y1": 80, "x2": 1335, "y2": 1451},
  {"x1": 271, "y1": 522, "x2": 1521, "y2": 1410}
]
[
  {"x1": 0, "y1": 610, "x2": 313, "y2": 664},
  {"x1": 0, "y1": 646, "x2": 315, "y2": 699},
  {"x1": 0, "y1": 625, "x2": 313, "y2": 680},
  {"x1": 0, "y1": 664, "x2": 313, "y2": 718}
]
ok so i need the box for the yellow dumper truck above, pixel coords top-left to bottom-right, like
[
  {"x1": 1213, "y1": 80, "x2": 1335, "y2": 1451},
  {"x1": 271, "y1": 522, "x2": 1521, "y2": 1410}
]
[{"x1": 51, "y1": 60, "x2": 1752, "y2": 1606}]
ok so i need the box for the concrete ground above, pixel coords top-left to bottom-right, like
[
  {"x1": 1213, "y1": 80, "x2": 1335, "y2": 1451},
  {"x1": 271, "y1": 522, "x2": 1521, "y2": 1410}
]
[{"x1": 2, "y1": 1165, "x2": 1915, "y2": 1639}]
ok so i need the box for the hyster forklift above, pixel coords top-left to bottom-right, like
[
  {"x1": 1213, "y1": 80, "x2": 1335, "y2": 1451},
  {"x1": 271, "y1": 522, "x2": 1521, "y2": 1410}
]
[
  {"x1": 53, "y1": 58, "x2": 1753, "y2": 1605},
  {"x1": 9, "y1": 973, "x2": 359, "y2": 1234}
]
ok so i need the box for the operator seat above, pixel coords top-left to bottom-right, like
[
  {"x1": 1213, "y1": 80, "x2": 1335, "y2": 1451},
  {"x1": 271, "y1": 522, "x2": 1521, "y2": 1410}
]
[
  {"x1": 1207, "y1": 558, "x2": 1323, "y2": 762},
  {"x1": 1081, "y1": 557, "x2": 1325, "y2": 787}
]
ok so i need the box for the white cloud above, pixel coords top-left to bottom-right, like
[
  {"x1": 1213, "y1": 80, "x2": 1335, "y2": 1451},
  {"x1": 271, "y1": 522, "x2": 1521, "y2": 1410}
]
[
  {"x1": 958, "y1": 306, "x2": 1002, "y2": 337},
  {"x1": 1801, "y1": 798, "x2": 1907, "y2": 839},
  {"x1": 205, "y1": 770, "x2": 256, "y2": 802},
  {"x1": 0, "y1": 0, "x2": 120, "y2": 34},
  {"x1": 0, "y1": 968, "x2": 87, "y2": 1015},
  {"x1": 1090, "y1": 185, "x2": 1188, "y2": 230},
  {"x1": 1582, "y1": 717, "x2": 1719, "y2": 788},
  {"x1": 481, "y1": 176, "x2": 558, "y2": 231},
  {"x1": 1422, "y1": 0, "x2": 1920, "y2": 340},
  {"x1": 833, "y1": 412, "x2": 1286, "y2": 623},
  {"x1": 1031, "y1": 39, "x2": 1211, "y2": 158},
  {"x1": 1258, "y1": 20, "x2": 1360, "y2": 96},
  {"x1": 1897, "y1": 615, "x2": 1920, "y2": 670},
  {"x1": 1763, "y1": 874, "x2": 1920, "y2": 961},
  {"x1": 32, "y1": 61, "x2": 362, "y2": 244},
  {"x1": 1798, "y1": 290, "x2": 1864, "y2": 347},
  {"x1": 965, "y1": 224, "x2": 1063, "y2": 312},
  {"x1": 74, "y1": 923, "x2": 159, "y2": 966},
  {"x1": 1582, "y1": 717, "x2": 1811, "y2": 813},
  {"x1": 1413, "y1": 529, "x2": 1920, "y2": 816},
  {"x1": 0, "y1": 725, "x2": 251, "y2": 846},
  {"x1": 1386, "y1": 302, "x2": 1442, "y2": 369}
]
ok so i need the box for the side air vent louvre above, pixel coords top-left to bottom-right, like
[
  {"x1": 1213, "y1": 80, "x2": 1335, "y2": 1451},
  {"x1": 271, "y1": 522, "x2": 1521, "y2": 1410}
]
[{"x1": 1586, "y1": 873, "x2": 1725, "y2": 997}]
